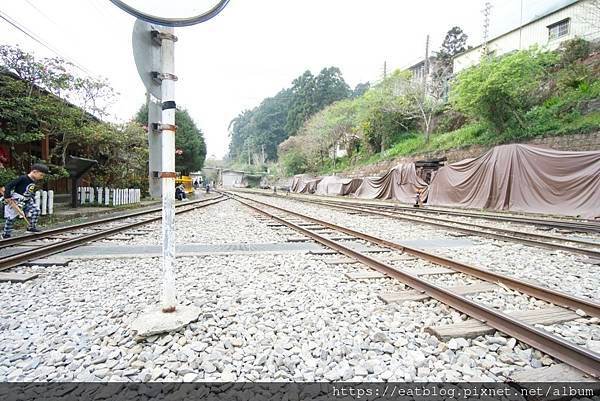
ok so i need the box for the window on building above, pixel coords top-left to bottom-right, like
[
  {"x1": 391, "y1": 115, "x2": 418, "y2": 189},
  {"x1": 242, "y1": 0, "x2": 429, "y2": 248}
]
[{"x1": 548, "y1": 18, "x2": 570, "y2": 40}]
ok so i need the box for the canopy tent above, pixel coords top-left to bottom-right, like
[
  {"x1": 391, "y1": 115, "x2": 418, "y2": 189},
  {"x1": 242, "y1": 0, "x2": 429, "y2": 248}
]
[
  {"x1": 290, "y1": 174, "x2": 321, "y2": 194},
  {"x1": 315, "y1": 176, "x2": 363, "y2": 196},
  {"x1": 354, "y1": 163, "x2": 429, "y2": 203},
  {"x1": 427, "y1": 144, "x2": 600, "y2": 219}
]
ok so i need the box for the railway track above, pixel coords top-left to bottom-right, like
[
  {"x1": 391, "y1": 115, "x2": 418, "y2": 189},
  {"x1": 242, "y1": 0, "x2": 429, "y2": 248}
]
[
  {"x1": 238, "y1": 191, "x2": 600, "y2": 259},
  {"x1": 0, "y1": 195, "x2": 226, "y2": 272},
  {"x1": 277, "y1": 195, "x2": 599, "y2": 258},
  {"x1": 225, "y1": 191, "x2": 600, "y2": 379},
  {"x1": 265, "y1": 190, "x2": 600, "y2": 234},
  {"x1": 0, "y1": 196, "x2": 221, "y2": 250}
]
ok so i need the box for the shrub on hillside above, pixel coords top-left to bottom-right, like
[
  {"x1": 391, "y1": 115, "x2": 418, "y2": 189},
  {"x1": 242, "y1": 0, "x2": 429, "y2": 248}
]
[
  {"x1": 558, "y1": 38, "x2": 591, "y2": 67},
  {"x1": 280, "y1": 150, "x2": 308, "y2": 176},
  {"x1": 450, "y1": 48, "x2": 558, "y2": 134}
]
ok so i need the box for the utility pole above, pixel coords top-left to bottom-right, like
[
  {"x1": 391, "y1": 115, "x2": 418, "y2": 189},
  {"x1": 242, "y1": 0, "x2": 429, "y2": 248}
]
[
  {"x1": 423, "y1": 34, "x2": 430, "y2": 94},
  {"x1": 261, "y1": 144, "x2": 265, "y2": 164},
  {"x1": 383, "y1": 61, "x2": 387, "y2": 79},
  {"x1": 482, "y1": 2, "x2": 492, "y2": 57},
  {"x1": 518, "y1": 0, "x2": 524, "y2": 49}
]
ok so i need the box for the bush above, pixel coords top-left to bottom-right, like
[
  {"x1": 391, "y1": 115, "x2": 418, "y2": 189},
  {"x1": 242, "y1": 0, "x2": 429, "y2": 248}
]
[
  {"x1": 0, "y1": 168, "x2": 18, "y2": 187},
  {"x1": 433, "y1": 107, "x2": 468, "y2": 134},
  {"x1": 450, "y1": 48, "x2": 558, "y2": 133},
  {"x1": 558, "y1": 38, "x2": 591, "y2": 66},
  {"x1": 556, "y1": 63, "x2": 593, "y2": 91},
  {"x1": 280, "y1": 151, "x2": 308, "y2": 176}
]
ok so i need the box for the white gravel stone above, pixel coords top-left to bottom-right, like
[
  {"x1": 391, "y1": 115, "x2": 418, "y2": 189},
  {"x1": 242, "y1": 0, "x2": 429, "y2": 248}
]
[{"x1": 3, "y1": 195, "x2": 591, "y2": 383}]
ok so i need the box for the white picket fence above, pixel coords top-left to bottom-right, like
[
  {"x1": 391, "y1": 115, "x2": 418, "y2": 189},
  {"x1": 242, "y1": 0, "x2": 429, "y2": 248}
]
[
  {"x1": 77, "y1": 187, "x2": 141, "y2": 207},
  {"x1": 34, "y1": 190, "x2": 54, "y2": 215}
]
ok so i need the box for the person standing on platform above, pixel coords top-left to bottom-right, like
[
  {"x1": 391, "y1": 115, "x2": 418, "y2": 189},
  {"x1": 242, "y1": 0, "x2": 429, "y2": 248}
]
[{"x1": 2, "y1": 163, "x2": 48, "y2": 239}]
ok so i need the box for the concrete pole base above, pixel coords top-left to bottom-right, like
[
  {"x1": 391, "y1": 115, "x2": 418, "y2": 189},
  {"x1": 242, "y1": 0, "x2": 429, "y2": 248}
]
[{"x1": 130, "y1": 305, "x2": 200, "y2": 337}]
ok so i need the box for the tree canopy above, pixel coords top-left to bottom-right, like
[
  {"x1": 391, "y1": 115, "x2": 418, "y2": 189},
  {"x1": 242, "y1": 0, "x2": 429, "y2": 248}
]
[
  {"x1": 135, "y1": 105, "x2": 206, "y2": 173},
  {"x1": 0, "y1": 45, "x2": 147, "y2": 188},
  {"x1": 227, "y1": 66, "x2": 351, "y2": 165}
]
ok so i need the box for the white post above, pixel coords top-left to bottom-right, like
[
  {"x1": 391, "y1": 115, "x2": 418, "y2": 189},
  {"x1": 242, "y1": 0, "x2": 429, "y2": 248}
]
[
  {"x1": 111, "y1": 189, "x2": 116, "y2": 206},
  {"x1": 137, "y1": 188, "x2": 141, "y2": 203},
  {"x1": 90, "y1": 187, "x2": 95, "y2": 204},
  {"x1": 35, "y1": 191, "x2": 41, "y2": 210},
  {"x1": 48, "y1": 190, "x2": 54, "y2": 215},
  {"x1": 97, "y1": 187, "x2": 103, "y2": 205},
  {"x1": 41, "y1": 191, "x2": 47, "y2": 215},
  {"x1": 126, "y1": 188, "x2": 130, "y2": 205},
  {"x1": 160, "y1": 28, "x2": 177, "y2": 312},
  {"x1": 105, "y1": 188, "x2": 110, "y2": 206}
]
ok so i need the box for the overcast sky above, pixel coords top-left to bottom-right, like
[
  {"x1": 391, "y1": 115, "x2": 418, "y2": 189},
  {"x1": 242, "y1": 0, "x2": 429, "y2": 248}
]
[{"x1": 1, "y1": 0, "x2": 534, "y2": 159}]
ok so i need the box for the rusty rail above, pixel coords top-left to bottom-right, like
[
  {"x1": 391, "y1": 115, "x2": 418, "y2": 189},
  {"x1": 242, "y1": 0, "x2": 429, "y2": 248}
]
[
  {"x1": 0, "y1": 196, "x2": 223, "y2": 250},
  {"x1": 0, "y1": 196, "x2": 226, "y2": 272},
  {"x1": 228, "y1": 192, "x2": 600, "y2": 379},
  {"x1": 278, "y1": 196, "x2": 600, "y2": 259}
]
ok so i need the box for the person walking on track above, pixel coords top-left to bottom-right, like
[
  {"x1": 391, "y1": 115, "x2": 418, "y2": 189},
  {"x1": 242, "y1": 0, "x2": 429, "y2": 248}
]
[{"x1": 1, "y1": 163, "x2": 49, "y2": 239}]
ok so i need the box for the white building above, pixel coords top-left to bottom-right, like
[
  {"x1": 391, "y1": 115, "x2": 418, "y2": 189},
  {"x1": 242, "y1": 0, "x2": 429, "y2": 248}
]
[
  {"x1": 221, "y1": 170, "x2": 245, "y2": 188},
  {"x1": 454, "y1": 0, "x2": 600, "y2": 73}
]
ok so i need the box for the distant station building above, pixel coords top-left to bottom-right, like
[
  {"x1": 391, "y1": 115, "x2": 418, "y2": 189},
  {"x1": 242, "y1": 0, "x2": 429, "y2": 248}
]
[
  {"x1": 454, "y1": 0, "x2": 600, "y2": 73},
  {"x1": 221, "y1": 169, "x2": 246, "y2": 188}
]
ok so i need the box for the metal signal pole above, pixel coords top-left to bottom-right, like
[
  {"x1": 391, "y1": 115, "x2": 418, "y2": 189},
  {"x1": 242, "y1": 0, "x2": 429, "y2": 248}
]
[
  {"x1": 110, "y1": 0, "x2": 230, "y2": 335},
  {"x1": 158, "y1": 28, "x2": 178, "y2": 312}
]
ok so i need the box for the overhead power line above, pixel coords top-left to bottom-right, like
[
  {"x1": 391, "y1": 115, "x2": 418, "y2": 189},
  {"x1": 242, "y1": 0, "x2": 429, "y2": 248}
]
[{"x1": 0, "y1": 8, "x2": 95, "y2": 76}]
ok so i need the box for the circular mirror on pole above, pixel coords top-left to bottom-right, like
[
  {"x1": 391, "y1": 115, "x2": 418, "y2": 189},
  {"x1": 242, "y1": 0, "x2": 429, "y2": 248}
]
[{"x1": 109, "y1": 0, "x2": 230, "y2": 26}]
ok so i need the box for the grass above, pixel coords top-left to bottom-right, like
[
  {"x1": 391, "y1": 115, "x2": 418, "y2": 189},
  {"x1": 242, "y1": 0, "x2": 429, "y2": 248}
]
[{"x1": 316, "y1": 109, "x2": 599, "y2": 176}]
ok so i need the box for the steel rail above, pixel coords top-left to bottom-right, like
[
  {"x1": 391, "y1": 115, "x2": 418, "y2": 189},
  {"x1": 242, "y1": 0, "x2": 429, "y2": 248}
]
[
  {"x1": 228, "y1": 192, "x2": 600, "y2": 317},
  {"x1": 0, "y1": 196, "x2": 223, "y2": 250},
  {"x1": 272, "y1": 195, "x2": 600, "y2": 258},
  {"x1": 228, "y1": 193, "x2": 600, "y2": 379},
  {"x1": 265, "y1": 190, "x2": 600, "y2": 233},
  {"x1": 0, "y1": 197, "x2": 226, "y2": 272},
  {"x1": 332, "y1": 197, "x2": 600, "y2": 233}
]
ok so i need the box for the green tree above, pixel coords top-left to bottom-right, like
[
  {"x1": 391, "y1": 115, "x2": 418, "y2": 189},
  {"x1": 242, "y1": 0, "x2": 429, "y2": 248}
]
[
  {"x1": 356, "y1": 70, "x2": 419, "y2": 152},
  {"x1": 136, "y1": 105, "x2": 206, "y2": 173},
  {"x1": 438, "y1": 26, "x2": 468, "y2": 61},
  {"x1": 0, "y1": 45, "x2": 116, "y2": 172},
  {"x1": 431, "y1": 26, "x2": 468, "y2": 100},
  {"x1": 285, "y1": 67, "x2": 350, "y2": 136},
  {"x1": 228, "y1": 66, "x2": 350, "y2": 165},
  {"x1": 352, "y1": 82, "x2": 370, "y2": 98},
  {"x1": 450, "y1": 48, "x2": 558, "y2": 133},
  {"x1": 285, "y1": 70, "x2": 317, "y2": 136}
]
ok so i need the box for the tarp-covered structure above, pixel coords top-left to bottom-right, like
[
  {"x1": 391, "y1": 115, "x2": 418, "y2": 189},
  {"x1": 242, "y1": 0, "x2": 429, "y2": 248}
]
[
  {"x1": 427, "y1": 144, "x2": 600, "y2": 219},
  {"x1": 315, "y1": 176, "x2": 363, "y2": 196},
  {"x1": 354, "y1": 163, "x2": 429, "y2": 203},
  {"x1": 290, "y1": 174, "x2": 321, "y2": 194}
]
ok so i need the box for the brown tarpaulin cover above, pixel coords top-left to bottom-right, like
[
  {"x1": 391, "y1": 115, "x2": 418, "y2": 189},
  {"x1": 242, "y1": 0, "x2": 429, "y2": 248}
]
[
  {"x1": 290, "y1": 174, "x2": 321, "y2": 194},
  {"x1": 315, "y1": 176, "x2": 363, "y2": 196},
  {"x1": 354, "y1": 163, "x2": 429, "y2": 203},
  {"x1": 427, "y1": 144, "x2": 600, "y2": 219}
]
